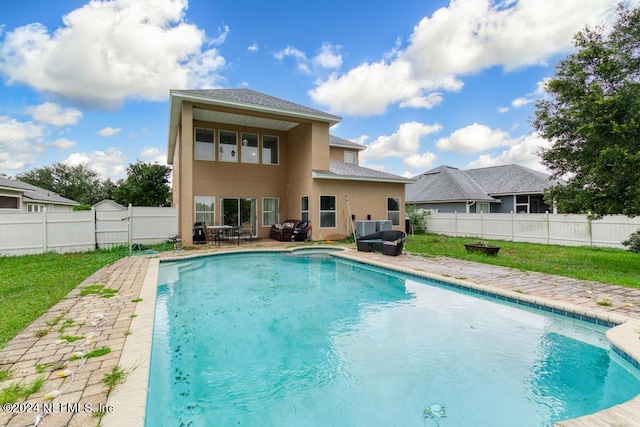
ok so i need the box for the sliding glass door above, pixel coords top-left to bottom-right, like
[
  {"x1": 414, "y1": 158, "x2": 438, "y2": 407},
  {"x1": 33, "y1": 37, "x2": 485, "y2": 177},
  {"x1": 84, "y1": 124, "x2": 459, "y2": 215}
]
[{"x1": 221, "y1": 198, "x2": 257, "y2": 235}]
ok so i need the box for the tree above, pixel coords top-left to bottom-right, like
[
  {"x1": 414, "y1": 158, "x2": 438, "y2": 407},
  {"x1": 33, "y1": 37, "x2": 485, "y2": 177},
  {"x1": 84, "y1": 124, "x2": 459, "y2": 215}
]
[
  {"x1": 113, "y1": 161, "x2": 171, "y2": 207},
  {"x1": 533, "y1": 5, "x2": 640, "y2": 216},
  {"x1": 16, "y1": 162, "x2": 107, "y2": 205}
]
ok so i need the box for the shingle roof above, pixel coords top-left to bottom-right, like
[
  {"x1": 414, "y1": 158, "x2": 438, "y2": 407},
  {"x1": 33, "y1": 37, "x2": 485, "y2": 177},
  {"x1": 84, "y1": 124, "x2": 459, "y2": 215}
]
[
  {"x1": 312, "y1": 160, "x2": 414, "y2": 184},
  {"x1": 329, "y1": 135, "x2": 366, "y2": 151},
  {"x1": 406, "y1": 164, "x2": 560, "y2": 203},
  {"x1": 466, "y1": 164, "x2": 561, "y2": 195},
  {"x1": 175, "y1": 88, "x2": 341, "y2": 123},
  {"x1": 406, "y1": 166, "x2": 495, "y2": 203},
  {"x1": 0, "y1": 177, "x2": 79, "y2": 205}
]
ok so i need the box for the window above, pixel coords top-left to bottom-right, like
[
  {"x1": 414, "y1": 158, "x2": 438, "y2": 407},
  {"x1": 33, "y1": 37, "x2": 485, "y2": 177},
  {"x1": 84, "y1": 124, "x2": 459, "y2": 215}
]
[
  {"x1": 194, "y1": 128, "x2": 215, "y2": 161},
  {"x1": 477, "y1": 202, "x2": 490, "y2": 213},
  {"x1": 241, "y1": 133, "x2": 259, "y2": 164},
  {"x1": 0, "y1": 196, "x2": 19, "y2": 209},
  {"x1": 301, "y1": 196, "x2": 309, "y2": 222},
  {"x1": 262, "y1": 135, "x2": 279, "y2": 165},
  {"x1": 195, "y1": 196, "x2": 215, "y2": 224},
  {"x1": 262, "y1": 197, "x2": 279, "y2": 226},
  {"x1": 387, "y1": 197, "x2": 400, "y2": 226},
  {"x1": 344, "y1": 151, "x2": 356, "y2": 164},
  {"x1": 319, "y1": 195, "x2": 336, "y2": 228},
  {"x1": 219, "y1": 130, "x2": 238, "y2": 162},
  {"x1": 27, "y1": 204, "x2": 45, "y2": 213},
  {"x1": 516, "y1": 195, "x2": 529, "y2": 213}
]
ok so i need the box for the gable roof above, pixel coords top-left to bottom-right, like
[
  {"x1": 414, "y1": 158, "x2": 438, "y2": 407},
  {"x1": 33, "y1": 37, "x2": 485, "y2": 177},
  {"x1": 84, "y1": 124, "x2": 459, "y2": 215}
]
[
  {"x1": 329, "y1": 135, "x2": 366, "y2": 151},
  {"x1": 313, "y1": 160, "x2": 414, "y2": 184},
  {"x1": 406, "y1": 164, "x2": 560, "y2": 203},
  {"x1": 0, "y1": 177, "x2": 79, "y2": 206},
  {"x1": 168, "y1": 89, "x2": 341, "y2": 163}
]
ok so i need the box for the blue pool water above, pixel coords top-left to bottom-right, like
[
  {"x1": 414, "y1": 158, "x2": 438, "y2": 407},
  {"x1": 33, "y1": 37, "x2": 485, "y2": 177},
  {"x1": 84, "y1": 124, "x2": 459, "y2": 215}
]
[{"x1": 146, "y1": 252, "x2": 640, "y2": 426}]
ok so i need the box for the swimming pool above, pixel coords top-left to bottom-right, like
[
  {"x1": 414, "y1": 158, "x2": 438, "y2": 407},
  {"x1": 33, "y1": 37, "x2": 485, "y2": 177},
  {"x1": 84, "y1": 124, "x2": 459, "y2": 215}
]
[{"x1": 146, "y1": 251, "x2": 640, "y2": 426}]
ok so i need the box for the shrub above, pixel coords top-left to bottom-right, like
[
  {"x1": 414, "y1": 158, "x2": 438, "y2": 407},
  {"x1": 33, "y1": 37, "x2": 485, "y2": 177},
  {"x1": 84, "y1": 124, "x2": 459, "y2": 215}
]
[
  {"x1": 406, "y1": 205, "x2": 430, "y2": 234},
  {"x1": 622, "y1": 230, "x2": 640, "y2": 253}
]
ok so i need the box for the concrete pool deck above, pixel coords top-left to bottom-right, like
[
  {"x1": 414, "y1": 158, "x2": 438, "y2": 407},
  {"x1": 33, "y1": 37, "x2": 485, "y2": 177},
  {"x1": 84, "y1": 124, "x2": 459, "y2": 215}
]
[{"x1": 0, "y1": 241, "x2": 639, "y2": 426}]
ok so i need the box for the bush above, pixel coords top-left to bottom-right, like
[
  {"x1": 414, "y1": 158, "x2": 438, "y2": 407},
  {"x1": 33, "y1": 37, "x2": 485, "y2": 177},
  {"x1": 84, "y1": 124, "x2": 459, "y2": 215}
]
[
  {"x1": 406, "y1": 205, "x2": 429, "y2": 234},
  {"x1": 73, "y1": 204, "x2": 92, "y2": 211},
  {"x1": 622, "y1": 230, "x2": 640, "y2": 253}
]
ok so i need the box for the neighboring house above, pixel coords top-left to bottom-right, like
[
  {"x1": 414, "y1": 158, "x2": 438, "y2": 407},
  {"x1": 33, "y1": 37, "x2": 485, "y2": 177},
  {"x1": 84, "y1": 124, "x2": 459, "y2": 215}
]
[
  {"x1": 0, "y1": 176, "x2": 79, "y2": 212},
  {"x1": 167, "y1": 88, "x2": 413, "y2": 244},
  {"x1": 406, "y1": 164, "x2": 562, "y2": 214},
  {"x1": 92, "y1": 199, "x2": 126, "y2": 212}
]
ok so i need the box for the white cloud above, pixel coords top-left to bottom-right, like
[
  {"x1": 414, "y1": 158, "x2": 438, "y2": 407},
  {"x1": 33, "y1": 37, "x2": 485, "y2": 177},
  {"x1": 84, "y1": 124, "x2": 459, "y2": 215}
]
[
  {"x1": 466, "y1": 133, "x2": 552, "y2": 172},
  {"x1": 51, "y1": 138, "x2": 76, "y2": 150},
  {"x1": 247, "y1": 42, "x2": 258, "y2": 52},
  {"x1": 436, "y1": 123, "x2": 513, "y2": 153},
  {"x1": 399, "y1": 92, "x2": 444, "y2": 109},
  {"x1": 0, "y1": 116, "x2": 42, "y2": 144},
  {"x1": 274, "y1": 46, "x2": 310, "y2": 73},
  {"x1": 98, "y1": 127, "x2": 122, "y2": 137},
  {"x1": 404, "y1": 151, "x2": 437, "y2": 169},
  {"x1": 63, "y1": 147, "x2": 128, "y2": 180},
  {"x1": 312, "y1": 43, "x2": 342, "y2": 69},
  {"x1": 28, "y1": 102, "x2": 82, "y2": 126},
  {"x1": 0, "y1": 0, "x2": 226, "y2": 108},
  {"x1": 139, "y1": 146, "x2": 167, "y2": 164},
  {"x1": 360, "y1": 121, "x2": 443, "y2": 161},
  {"x1": 511, "y1": 96, "x2": 533, "y2": 108},
  {"x1": 311, "y1": 0, "x2": 620, "y2": 116}
]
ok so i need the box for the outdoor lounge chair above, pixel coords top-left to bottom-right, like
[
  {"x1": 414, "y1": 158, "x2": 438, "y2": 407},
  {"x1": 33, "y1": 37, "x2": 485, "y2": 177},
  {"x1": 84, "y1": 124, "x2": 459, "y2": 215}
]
[
  {"x1": 356, "y1": 230, "x2": 406, "y2": 256},
  {"x1": 269, "y1": 219, "x2": 302, "y2": 241}
]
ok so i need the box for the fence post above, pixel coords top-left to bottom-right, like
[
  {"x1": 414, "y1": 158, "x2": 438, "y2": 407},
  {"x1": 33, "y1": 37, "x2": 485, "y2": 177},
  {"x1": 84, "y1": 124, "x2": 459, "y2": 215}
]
[
  {"x1": 454, "y1": 211, "x2": 458, "y2": 237},
  {"x1": 546, "y1": 211, "x2": 550, "y2": 244},
  {"x1": 480, "y1": 211, "x2": 484, "y2": 238},
  {"x1": 510, "y1": 211, "x2": 514, "y2": 241},
  {"x1": 587, "y1": 212, "x2": 593, "y2": 247},
  {"x1": 128, "y1": 204, "x2": 133, "y2": 256},
  {"x1": 42, "y1": 208, "x2": 48, "y2": 252}
]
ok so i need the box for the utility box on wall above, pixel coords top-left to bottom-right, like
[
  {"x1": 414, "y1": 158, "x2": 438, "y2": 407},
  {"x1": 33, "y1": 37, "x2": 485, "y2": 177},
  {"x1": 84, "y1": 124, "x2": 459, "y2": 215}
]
[{"x1": 355, "y1": 220, "x2": 392, "y2": 236}]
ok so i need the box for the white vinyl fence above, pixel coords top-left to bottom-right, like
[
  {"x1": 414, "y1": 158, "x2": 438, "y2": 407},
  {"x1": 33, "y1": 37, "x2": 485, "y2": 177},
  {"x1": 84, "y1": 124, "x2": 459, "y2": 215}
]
[
  {"x1": 0, "y1": 205, "x2": 177, "y2": 256},
  {"x1": 425, "y1": 212, "x2": 640, "y2": 249}
]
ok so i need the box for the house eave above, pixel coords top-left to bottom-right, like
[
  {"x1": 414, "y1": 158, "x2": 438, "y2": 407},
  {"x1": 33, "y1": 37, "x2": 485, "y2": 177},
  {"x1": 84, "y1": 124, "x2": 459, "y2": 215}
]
[{"x1": 312, "y1": 171, "x2": 414, "y2": 184}]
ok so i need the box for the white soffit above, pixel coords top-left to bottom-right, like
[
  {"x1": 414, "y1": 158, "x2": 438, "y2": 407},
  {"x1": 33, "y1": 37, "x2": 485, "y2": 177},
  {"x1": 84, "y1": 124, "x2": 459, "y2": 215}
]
[{"x1": 193, "y1": 108, "x2": 299, "y2": 132}]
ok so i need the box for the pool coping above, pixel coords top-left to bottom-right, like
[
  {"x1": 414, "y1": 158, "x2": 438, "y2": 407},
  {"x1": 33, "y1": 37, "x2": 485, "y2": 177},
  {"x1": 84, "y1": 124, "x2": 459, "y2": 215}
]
[{"x1": 102, "y1": 247, "x2": 640, "y2": 427}]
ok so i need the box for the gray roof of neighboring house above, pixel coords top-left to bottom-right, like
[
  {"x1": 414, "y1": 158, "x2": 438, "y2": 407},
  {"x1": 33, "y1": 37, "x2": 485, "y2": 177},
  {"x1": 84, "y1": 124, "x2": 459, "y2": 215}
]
[
  {"x1": 406, "y1": 166, "x2": 495, "y2": 203},
  {"x1": 329, "y1": 135, "x2": 366, "y2": 151},
  {"x1": 0, "y1": 177, "x2": 79, "y2": 205},
  {"x1": 313, "y1": 160, "x2": 414, "y2": 184},
  {"x1": 406, "y1": 164, "x2": 560, "y2": 203},
  {"x1": 466, "y1": 164, "x2": 562, "y2": 195}
]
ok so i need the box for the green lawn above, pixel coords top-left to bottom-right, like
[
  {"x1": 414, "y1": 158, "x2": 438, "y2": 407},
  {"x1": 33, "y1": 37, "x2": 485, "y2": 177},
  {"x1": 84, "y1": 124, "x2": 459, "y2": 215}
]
[
  {"x1": 0, "y1": 248, "x2": 128, "y2": 349},
  {"x1": 405, "y1": 233, "x2": 640, "y2": 288}
]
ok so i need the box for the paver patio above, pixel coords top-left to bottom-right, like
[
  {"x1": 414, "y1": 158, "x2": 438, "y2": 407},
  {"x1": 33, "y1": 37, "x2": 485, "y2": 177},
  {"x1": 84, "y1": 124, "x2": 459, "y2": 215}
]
[{"x1": 1, "y1": 241, "x2": 639, "y2": 426}]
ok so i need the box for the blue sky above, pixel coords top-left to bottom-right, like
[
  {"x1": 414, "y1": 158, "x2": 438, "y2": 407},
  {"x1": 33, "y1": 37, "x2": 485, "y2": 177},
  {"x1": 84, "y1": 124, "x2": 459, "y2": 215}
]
[{"x1": 0, "y1": 0, "x2": 635, "y2": 181}]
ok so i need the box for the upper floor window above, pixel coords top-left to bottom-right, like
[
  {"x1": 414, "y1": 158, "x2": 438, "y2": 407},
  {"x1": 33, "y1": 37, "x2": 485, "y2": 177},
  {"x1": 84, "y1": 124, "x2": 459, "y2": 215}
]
[
  {"x1": 194, "y1": 128, "x2": 215, "y2": 161},
  {"x1": 319, "y1": 195, "x2": 336, "y2": 228},
  {"x1": 219, "y1": 130, "x2": 238, "y2": 162},
  {"x1": 387, "y1": 197, "x2": 400, "y2": 226},
  {"x1": 262, "y1": 135, "x2": 279, "y2": 165},
  {"x1": 344, "y1": 151, "x2": 356, "y2": 164},
  {"x1": 301, "y1": 196, "x2": 309, "y2": 222},
  {"x1": 241, "y1": 133, "x2": 259, "y2": 164}
]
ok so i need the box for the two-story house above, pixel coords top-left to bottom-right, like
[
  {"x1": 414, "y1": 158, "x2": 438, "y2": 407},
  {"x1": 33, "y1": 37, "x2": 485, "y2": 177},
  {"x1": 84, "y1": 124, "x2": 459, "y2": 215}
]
[{"x1": 167, "y1": 89, "x2": 412, "y2": 245}]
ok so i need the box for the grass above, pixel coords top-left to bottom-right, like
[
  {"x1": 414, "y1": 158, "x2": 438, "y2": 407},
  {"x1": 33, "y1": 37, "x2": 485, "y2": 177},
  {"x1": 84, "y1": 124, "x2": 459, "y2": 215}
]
[
  {"x1": 405, "y1": 233, "x2": 640, "y2": 288},
  {"x1": 68, "y1": 346, "x2": 111, "y2": 361},
  {"x1": 0, "y1": 248, "x2": 128, "y2": 349},
  {"x1": 0, "y1": 375, "x2": 45, "y2": 405}
]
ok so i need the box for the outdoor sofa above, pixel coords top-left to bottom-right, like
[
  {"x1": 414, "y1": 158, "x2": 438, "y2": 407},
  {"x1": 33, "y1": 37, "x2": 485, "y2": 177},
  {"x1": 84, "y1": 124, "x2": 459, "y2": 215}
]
[
  {"x1": 269, "y1": 219, "x2": 302, "y2": 241},
  {"x1": 356, "y1": 230, "x2": 406, "y2": 256}
]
